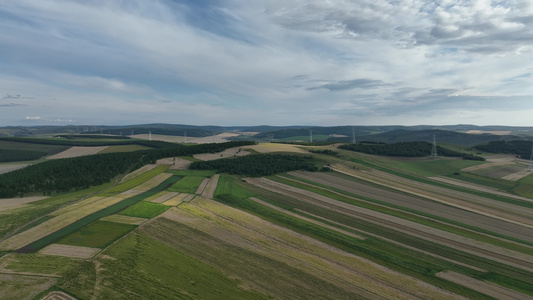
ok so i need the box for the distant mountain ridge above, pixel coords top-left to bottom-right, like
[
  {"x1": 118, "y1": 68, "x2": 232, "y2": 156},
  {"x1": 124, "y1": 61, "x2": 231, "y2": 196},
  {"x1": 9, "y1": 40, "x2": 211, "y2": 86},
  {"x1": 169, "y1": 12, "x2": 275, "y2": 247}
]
[{"x1": 1, "y1": 124, "x2": 533, "y2": 146}]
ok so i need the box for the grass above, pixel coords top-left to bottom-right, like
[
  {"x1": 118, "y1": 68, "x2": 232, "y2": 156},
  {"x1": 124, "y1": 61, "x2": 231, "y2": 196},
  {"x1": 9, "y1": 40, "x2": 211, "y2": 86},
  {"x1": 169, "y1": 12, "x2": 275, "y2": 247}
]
[
  {"x1": 167, "y1": 176, "x2": 205, "y2": 194},
  {"x1": 214, "y1": 193, "x2": 491, "y2": 299},
  {"x1": 71, "y1": 230, "x2": 272, "y2": 300},
  {"x1": 215, "y1": 176, "x2": 533, "y2": 298},
  {"x1": 0, "y1": 181, "x2": 115, "y2": 239},
  {"x1": 118, "y1": 202, "x2": 169, "y2": 219},
  {"x1": 15, "y1": 177, "x2": 174, "y2": 253},
  {"x1": 274, "y1": 174, "x2": 533, "y2": 252},
  {"x1": 2, "y1": 253, "x2": 77, "y2": 275},
  {"x1": 100, "y1": 165, "x2": 169, "y2": 196},
  {"x1": 349, "y1": 157, "x2": 533, "y2": 209},
  {"x1": 57, "y1": 220, "x2": 136, "y2": 248},
  {"x1": 0, "y1": 273, "x2": 57, "y2": 300}
]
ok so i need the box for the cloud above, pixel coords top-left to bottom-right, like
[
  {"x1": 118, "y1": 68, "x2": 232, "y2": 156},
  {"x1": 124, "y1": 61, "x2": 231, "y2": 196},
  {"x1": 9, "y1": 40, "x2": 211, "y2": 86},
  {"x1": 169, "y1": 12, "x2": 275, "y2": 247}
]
[
  {"x1": 307, "y1": 79, "x2": 389, "y2": 91},
  {"x1": 267, "y1": 0, "x2": 533, "y2": 54},
  {"x1": 0, "y1": 1, "x2": 531, "y2": 126},
  {"x1": 25, "y1": 116, "x2": 40, "y2": 120},
  {"x1": 0, "y1": 103, "x2": 26, "y2": 107}
]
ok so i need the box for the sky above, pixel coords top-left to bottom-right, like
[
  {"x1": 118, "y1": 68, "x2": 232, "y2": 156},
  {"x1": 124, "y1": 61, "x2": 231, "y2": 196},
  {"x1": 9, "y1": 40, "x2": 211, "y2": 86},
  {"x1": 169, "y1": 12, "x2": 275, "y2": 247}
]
[{"x1": 1, "y1": 0, "x2": 533, "y2": 127}]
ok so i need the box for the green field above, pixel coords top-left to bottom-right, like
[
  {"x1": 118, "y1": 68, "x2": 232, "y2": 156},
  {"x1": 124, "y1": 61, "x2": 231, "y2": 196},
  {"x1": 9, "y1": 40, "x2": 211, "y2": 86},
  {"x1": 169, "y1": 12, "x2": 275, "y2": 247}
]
[
  {"x1": 62, "y1": 230, "x2": 272, "y2": 300},
  {"x1": 57, "y1": 221, "x2": 136, "y2": 248},
  {"x1": 118, "y1": 202, "x2": 169, "y2": 219},
  {"x1": 100, "y1": 165, "x2": 169, "y2": 196},
  {"x1": 167, "y1": 176, "x2": 205, "y2": 194},
  {"x1": 0, "y1": 181, "x2": 115, "y2": 239}
]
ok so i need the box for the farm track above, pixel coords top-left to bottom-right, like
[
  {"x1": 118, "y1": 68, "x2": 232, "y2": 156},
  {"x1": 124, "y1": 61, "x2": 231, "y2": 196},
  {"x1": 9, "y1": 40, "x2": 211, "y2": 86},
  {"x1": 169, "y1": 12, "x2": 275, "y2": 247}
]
[
  {"x1": 160, "y1": 200, "x2": 466, "y2": 300},
  {"x1": 288, "y1": 171, "x2": 533, "y2": 244},
  {"x1": 333, "y1": 165, "x2": 533, "y2": 232},
  {"x1": 244, "y1": 177, "x2": 533, "y2": 273}
]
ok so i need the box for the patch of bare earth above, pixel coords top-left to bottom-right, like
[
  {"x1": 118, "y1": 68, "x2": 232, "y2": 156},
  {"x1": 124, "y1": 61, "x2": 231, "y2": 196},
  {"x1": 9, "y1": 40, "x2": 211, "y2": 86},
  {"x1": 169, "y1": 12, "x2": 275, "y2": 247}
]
[
  {"x1": 466, "y1": 130, "x2": 512, "y2": 135},
  {"x1": 502, "y1": 169, "x2": 532, "y2": 181},
  {"x1": 41, "y1": 291, "x2": 78, "y2": 300},
  {"x1": 156, "y1": 157, "x2": 191, "y2": 169},
  {"x1": 150, "y1": 192, "x2": 179, "y2": 203},
  {"x1": 201, "y1": 174, "x2": 219, "y2": 199},
  {"x1": 436, "y1": 271, "x2": 532, "y2": 300},
  {"x1": 39, "y1": 244, "x2": 100, "y2": 258},
  {"x1": 195, "y1": 178, "x2": 209, "y2": 194},
  {"x1": 244, "y1": 176, "x2": 533, "y2": 273},
  {"x1": 129, "y1": 134, "x2": 185, "y2": 143},
  {"x1": 0, "y1": 196, "x2": 48, "y2": 212},
  {"x1": 247, "y1": 143, "x2": 309, "y2": 154},
  {"x1": 47, "y1": 146, "x2": 108, "y2": 159},
  {"x1": 100, "y1": 214, "x2": 147, "y2": 225},
  {"x1": 193, "y1": 147, "x2": 250, "y2": 161},
  {"x1": 0, "y1": 163, "x2": 28, "y2": 175}
]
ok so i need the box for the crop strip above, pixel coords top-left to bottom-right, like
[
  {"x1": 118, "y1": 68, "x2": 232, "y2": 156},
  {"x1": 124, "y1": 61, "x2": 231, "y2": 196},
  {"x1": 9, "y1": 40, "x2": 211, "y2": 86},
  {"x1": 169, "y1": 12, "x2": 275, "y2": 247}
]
[{"x1": 14, "y1": 177, "x2": 177, "y2": 253}]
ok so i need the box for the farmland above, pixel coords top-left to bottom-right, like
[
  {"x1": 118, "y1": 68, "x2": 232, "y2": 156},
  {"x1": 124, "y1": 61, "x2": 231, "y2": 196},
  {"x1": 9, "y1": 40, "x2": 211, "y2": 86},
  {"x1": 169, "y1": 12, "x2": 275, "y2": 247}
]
[{"x1": 0, "y1": 138, "x2": 533, "y2": 299}]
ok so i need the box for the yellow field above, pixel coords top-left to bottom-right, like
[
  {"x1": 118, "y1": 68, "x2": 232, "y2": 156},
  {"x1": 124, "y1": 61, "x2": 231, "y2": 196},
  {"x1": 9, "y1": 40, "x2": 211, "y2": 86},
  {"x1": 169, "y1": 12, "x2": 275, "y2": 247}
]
[
  {"x1": 100, "y1": 214, "x2": 147, "y2": 225},
  {"x1": 0, "y1": 194, "x2": 133, "y2": 250},
  {"x1": 247, "y1": 143, "x2": 309, "y2": 153},
  {"x1": 119, "y1": 164, "x2": 157, "y2": 183},
  {"x1": 163, "y1": 198, "x2": 465, "y2": 300},
  {"x1": 133, "y1": 173, "x2": 173, "y2": 191}
]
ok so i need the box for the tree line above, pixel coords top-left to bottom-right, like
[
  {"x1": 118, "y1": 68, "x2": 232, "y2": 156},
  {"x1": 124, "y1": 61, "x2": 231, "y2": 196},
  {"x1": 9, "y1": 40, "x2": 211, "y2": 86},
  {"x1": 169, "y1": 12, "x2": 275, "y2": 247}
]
[
  {"x1": 190, "y1": 154, "x2": 318, "y2": 176},
  {"x1": 475, "y1": 140, "x2": 532, "y2": 159},
  {"x1": 0, "y1": 137, "x2": 175, "y2": 148},
  {"x1": 339, "y1": 142, "x2": 485, "y2": 160},
  {"x1": 0, "y1": 141, "x2": 255, "y2": 198},
  {"x1": 0, "y1": 149, "x2": 47, "y2": 162}
]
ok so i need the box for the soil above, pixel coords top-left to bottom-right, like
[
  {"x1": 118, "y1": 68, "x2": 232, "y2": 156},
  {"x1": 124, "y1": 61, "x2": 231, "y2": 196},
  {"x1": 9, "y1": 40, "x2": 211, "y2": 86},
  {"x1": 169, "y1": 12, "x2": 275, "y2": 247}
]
[
  {"x1": 290, "y1": 171, "x2": 533, "y2": 243},
  {"x1": 244, "y1": 177, "x2": 533, "y2": 272},
  {"x1": 436, "y1": 271, "x2": 532, "y2": 300},
  {"x1": 0, "y1": 196, "x2": 48, "y2": 212},
  {"x1": 47, "y1": 146, "x2": 108, "y2": 159},
  {"x1": 193, "y1": 147, "x2": 250, "y2": 161},
  {"x1": 39, "y1": 244, "x2": 100, "y2": 258},
  {"x1": 201, "y1": 174, "x2": 219, "y2": 199}
]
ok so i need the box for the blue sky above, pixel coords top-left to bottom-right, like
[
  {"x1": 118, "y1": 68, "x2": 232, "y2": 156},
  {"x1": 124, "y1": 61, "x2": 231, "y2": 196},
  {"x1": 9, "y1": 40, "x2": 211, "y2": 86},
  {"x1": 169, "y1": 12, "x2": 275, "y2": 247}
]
[{"x1": 1, "y1": 0, "x2": 532, "y2": 126}]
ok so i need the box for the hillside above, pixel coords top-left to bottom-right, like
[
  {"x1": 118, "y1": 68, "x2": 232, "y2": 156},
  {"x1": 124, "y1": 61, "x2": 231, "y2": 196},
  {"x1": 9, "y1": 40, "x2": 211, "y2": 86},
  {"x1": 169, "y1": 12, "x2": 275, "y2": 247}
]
[{"x1": 0, "y1": 139, "x2": 533, "y2": 299}]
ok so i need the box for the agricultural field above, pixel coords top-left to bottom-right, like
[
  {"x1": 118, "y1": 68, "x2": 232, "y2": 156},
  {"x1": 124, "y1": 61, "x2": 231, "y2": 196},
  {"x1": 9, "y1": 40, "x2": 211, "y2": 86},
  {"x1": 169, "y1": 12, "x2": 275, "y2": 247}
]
[
  {"x1": 118, "y1": 201, "x2": 170, "y2": 219},
  {"x1": 1, "y1": 140, "x2": 533, "y2": 299},
  {"x1": 167, "y1": 176, "x2": 206, "y2": 194},
  {"x1": 46, "y1": 146, "x2": 108, "y2": 159},
  {"x1": 97, "y1": 144, "x2": 152, "y2": 154},
  {"x1": 57, "y1": 221, "x2": 136, "y2": 248}
]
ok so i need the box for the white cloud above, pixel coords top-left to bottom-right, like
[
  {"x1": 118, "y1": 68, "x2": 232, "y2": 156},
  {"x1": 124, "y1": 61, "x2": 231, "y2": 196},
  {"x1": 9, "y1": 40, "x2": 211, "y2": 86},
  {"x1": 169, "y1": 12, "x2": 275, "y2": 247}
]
[{"x1": 0, "y1": 0, "x2": 532, "y2": 126}]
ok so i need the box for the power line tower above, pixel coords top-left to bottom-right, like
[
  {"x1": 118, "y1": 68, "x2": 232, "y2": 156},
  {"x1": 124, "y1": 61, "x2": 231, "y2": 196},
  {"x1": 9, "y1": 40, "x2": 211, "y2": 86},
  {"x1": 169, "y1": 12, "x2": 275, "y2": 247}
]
[{"x1": 430, "y1": 135, "x2": 437, "y2": 159}]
